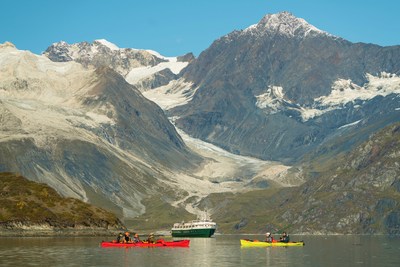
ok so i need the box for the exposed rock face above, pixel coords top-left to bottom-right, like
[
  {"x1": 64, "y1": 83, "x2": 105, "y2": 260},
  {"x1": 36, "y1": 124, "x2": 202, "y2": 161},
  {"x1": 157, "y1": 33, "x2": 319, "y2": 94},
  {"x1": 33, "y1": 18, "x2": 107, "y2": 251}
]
[
  {"x1": 170, "y1": 12, "x2": 400, "y2": 163},
  {"x1": 182, "y1": 12, "x2": 400, "y2": 103},
  {"x1": 177, "y1": 52, "x2": 195, "y2": 63},
  {"x1": 134, "y1": 68, "x2": 178, "y2": 91}
]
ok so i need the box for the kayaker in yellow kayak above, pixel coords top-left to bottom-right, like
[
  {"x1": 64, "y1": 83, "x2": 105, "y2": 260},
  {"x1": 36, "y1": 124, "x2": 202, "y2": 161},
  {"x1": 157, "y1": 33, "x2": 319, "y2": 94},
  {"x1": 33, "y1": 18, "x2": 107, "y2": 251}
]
[
  {"x1": 279, "y1": 232, "x2": 290, "y2": 243},
  {"x1": 265, "y1": 232, "x2": 275, "y2": 243}
]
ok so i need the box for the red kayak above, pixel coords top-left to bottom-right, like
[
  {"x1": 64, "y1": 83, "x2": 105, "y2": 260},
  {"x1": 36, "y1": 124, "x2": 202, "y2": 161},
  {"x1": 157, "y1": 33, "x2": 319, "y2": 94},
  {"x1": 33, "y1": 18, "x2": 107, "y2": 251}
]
[{"x1": 100, "y1": 239, "x2": 190, "y2": 248}]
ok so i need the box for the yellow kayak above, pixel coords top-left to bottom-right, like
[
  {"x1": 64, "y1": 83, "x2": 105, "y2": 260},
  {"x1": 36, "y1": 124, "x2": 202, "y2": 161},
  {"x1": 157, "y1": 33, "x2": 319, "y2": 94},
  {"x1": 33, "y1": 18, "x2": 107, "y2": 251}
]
[{"x1": 240, "y1": 239, "x2": 305, "y2": 247}]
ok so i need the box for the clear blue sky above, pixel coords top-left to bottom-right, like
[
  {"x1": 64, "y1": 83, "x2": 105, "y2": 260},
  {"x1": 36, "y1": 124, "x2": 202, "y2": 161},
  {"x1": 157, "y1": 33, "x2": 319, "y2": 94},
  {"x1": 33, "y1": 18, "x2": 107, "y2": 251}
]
[{"x1": 1, "y1": 0, "x2": 399, "y2": 57}]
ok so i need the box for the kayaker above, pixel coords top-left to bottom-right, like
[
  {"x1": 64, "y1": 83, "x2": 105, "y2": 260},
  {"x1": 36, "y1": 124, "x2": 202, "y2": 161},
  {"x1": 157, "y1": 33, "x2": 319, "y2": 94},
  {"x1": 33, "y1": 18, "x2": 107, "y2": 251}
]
[
  {"x1": 147, "y1": 233, "x2": 155, "y2": 243},
  {"x1": 279, "y1": 232, "x2": 290, "y2": 243},
  {"x1": 116, "y1": 232, "x2": 124, "y2": 243},
  {"x1": 265, "y1": 232, "x2": 274, "y2": 243},
  {"x1": 123, "y1": 231, "x2": 133, "y2": 243},
  {"x1": 133, "y1": 233, "x2": 141, "y2": 243}
]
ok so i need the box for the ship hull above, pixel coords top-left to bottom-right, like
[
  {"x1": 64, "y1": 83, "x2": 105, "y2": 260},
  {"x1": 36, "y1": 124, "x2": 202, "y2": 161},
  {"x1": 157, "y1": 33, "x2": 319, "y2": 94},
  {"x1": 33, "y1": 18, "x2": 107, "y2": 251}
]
[{"x1": 171, "y1": 228, "x2": 216, "y2": 237}]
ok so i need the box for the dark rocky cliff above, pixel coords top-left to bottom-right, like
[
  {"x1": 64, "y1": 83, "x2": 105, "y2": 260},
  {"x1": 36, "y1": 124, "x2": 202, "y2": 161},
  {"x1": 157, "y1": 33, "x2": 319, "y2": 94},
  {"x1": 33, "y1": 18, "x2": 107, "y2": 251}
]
[{"x1": 172, "y1": 12, "x2": 400, "y2": 163}]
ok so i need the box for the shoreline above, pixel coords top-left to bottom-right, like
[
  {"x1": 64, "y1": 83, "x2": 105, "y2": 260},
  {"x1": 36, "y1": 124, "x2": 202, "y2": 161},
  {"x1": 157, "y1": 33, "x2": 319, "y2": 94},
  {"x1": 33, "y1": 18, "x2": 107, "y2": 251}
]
[
  {"x1": 0, "y1": 229, "x2": 395, "y2": 237},
  {"x1": 0, "y1": 228, "x2": 122, "y2": 237}
]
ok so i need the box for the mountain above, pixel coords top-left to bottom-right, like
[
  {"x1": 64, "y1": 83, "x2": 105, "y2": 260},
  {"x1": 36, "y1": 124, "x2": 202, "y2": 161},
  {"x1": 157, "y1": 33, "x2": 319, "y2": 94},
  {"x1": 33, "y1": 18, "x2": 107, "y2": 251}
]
[
  {"x1": 1, "y1": 42, "x2": 291, "y2": 228},
  {"x1": 274, "y1": 122, "x2": 400, "y2": 234},
  {"x1": 0, "y1": 172, "x2": 124, "y2": 234},
  {"x1": 3, "y1": 11, "x2": 400, "y2": 234},
  {"x1": 0, "y1": 41, "x2": 203, "y2": 220},
  {"x1": 163, "y1": 11, "x2": 400, "y2": 163},
  {"x1": 43, "y1": 39, "x2": 193, "y2": 92},
  {"x1": 200, "y1": 122, "x2": 400, "y2": 235}
]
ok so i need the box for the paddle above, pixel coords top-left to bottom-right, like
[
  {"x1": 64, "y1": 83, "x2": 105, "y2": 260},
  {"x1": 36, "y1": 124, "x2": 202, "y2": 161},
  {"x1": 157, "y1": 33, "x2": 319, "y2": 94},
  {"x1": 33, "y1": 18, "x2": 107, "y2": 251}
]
[{"x1": 156, "y1": 239, "x2": 167, "y2": 246}]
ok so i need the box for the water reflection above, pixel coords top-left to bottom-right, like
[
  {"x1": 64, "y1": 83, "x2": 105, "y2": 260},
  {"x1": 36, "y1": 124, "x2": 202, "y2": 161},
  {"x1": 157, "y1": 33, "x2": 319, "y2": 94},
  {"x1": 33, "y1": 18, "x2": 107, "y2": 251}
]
[{"x1": 0, "y1": 235, "x2": 399, "y2": 267}]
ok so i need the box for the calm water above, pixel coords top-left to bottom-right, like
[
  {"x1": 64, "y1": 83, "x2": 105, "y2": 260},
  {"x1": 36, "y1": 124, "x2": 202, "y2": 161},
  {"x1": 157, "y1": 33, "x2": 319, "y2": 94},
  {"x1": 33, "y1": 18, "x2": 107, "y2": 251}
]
[{"x1": 0, "y1": 235, "x2": 399, "y2": 267}]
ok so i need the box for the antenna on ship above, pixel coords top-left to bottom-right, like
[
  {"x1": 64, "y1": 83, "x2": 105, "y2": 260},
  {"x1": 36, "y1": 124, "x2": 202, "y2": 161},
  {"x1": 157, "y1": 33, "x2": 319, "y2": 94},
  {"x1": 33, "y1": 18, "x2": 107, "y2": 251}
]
[{"x1": 205, "y1": 209, "x2": 211, "y2": 221}]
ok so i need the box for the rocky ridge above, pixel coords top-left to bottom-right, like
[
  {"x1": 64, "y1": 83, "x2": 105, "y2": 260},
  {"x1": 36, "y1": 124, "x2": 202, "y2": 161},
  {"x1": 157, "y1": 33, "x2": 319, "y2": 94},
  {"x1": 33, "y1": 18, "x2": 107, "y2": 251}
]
[{"x1": 43, "y1": 39, "x2": 191, "y2": 92}]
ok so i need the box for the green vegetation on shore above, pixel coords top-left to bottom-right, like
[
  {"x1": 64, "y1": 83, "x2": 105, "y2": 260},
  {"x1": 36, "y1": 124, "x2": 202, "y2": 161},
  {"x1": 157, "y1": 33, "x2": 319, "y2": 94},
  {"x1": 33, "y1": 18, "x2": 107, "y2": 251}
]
[{"x1": 0, "y1": 172, "x2": 124, "y2": 231}]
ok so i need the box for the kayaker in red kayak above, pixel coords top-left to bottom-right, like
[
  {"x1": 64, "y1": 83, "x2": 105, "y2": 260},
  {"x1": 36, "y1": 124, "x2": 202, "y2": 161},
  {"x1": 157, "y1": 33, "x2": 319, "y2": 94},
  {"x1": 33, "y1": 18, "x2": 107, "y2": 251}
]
[
  {"x1": 146, "y1": 233, "x2": 155, "y2": 244},
  {"x1": 123, "y1": 232, "x2": 133, "y2": 243},
  {"x1": 116, "y1": 232, "x2": 124, "y2": 243},
  {"x1": 133, "y1": 233, "x2": 141, "y2": 243}
]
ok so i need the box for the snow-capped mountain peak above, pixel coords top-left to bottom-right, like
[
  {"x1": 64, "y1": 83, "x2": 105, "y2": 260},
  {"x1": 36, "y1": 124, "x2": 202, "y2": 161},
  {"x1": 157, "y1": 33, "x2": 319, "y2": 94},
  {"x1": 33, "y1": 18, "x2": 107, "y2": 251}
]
[
  {"x1": 94, "y1": 39, "x2": 120, "y2": 51},
  {"x1": 43, "y1": 40, "x2": 191, "y2": 92},
  {"x1": 246, "y1": 11, "x2": 329, "y2": 38}
]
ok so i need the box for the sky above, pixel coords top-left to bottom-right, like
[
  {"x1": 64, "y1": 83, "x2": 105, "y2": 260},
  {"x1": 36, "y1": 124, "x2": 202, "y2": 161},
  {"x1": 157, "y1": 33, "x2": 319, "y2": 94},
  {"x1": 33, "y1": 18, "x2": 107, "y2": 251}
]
[{"x1": 1, "y1": 0, "x2": 399, "y2": 57}]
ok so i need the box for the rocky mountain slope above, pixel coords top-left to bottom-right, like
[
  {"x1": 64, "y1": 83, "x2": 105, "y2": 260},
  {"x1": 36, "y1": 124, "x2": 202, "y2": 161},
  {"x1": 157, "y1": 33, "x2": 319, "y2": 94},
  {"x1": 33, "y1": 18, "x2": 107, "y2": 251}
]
[
  {"x1": 0, "y1": 41, "x2": 202, "y2": 220},
  {"x1": 276, "y1": 122, "x2": 400, "y2": 234},
  {"x1": 202, "y1": 122, "x2": 400, "y2": 234},
  {"x1": 0, "y1": 172, "x2": 124, "y2": 234},
  {"x1": 165, "y1": 12, "x2": 400, "y2": 163}
]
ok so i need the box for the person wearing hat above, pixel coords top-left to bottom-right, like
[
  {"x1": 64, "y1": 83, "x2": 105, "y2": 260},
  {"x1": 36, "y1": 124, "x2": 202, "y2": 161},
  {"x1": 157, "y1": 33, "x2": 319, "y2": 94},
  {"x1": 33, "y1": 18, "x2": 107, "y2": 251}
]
[
  {"x1": 133, "y1": 233, "x2": 141, "y2": 243},
  {"x1": 147, "y1": 233, "x2": 155, "y2": 244},
  {"x1": 123, "y1": 231, "x2": 133, "y2": 243},
  {"x1": 265, "y1": 232, "x2": 274, "y2": 243}
]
